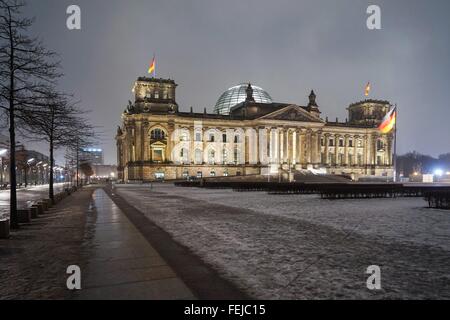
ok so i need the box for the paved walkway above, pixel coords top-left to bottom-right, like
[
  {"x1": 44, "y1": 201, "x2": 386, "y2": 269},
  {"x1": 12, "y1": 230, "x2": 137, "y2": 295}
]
[
  {"x1": 75, "y1": 188, "x2": 195, "y2": 300},
  {"x1": 0, "y1": 187, "x2": 91, "y2": 299}
]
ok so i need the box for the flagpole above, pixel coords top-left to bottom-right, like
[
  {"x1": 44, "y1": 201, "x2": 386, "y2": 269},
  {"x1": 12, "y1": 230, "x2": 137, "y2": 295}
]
[
  {"x1": 154, "y1": 53, "x2": 156, "y2": 78},
  {"x1": 393, "y1": 104, "x2": 398, "y2": 183}
]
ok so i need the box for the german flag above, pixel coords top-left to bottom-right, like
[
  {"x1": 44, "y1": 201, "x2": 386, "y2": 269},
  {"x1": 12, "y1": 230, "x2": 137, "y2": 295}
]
[
  {"x1": 378, "y1": 106, "x2": 396, "y2": 134},
  {"x1": 148, "y1": 55, "x2": 156, "y2": 76},
  {"x1": 365, "y1": 82, "x2": 371, "y2": 97}
]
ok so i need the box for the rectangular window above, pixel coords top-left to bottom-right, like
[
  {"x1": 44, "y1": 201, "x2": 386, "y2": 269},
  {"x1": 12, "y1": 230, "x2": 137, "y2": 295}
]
[
  {"x1": 339, "y1": 139, "x2": 344, "y2": 147},
  {"x1": 377, "y1": 155, "x2": 382, "y2": 165},
  {"x1": 153, "y1": 149, "x2": 163, "y2": 162},
  {"x1": 329, "y1": 139, "x2": 334, "y2": 147},
  {"x1": 377, "y1": 140, "x2": 384, "y2": 151},
  {"x1": 155, "y1": 172, "x2": 165, "y2": 180},
  {"x1": 357, "y1": 139, "x2": 363, "y2": 148},
  {"x1": 349, "y1": 139, "x2": 353, "y2": 148},
  {"x1": 321, "y1": 138, "x2": 325, "y2": 147},
  {"x1": 329, "y1": 153, "x2": 335, "y2": 165},
  {"x1": 196, "y1": 133, "x2": 201, "y2": 141},
  {"x1": 357, "y1": 154, "x2": 363, "y2": 166},
  {"x1": 222, "y1": 134, "x2": 227, "y2": 143}
]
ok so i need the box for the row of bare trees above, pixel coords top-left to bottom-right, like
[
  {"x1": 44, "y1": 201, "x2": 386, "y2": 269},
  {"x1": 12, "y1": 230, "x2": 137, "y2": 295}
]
[{"x1": 0, "y1": 0, "x2": 96, "y2": 228}]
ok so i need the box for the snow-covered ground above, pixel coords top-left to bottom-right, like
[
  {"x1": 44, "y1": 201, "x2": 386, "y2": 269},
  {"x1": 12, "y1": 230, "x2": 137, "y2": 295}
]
[{"x1": 115, "y1": 184, "x2": 450, "y2": 299}]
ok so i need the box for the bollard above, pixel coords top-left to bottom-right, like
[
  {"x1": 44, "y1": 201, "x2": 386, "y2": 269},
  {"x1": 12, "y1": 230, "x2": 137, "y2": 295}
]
[
  {"x1": 42, "y1": 199, "x2": 52, "y2": 209},
  {"x1": 0, "y1": 219, "x2": 10, "y2": 239},
  {"x1": 17, "y1": 209, "x2": 31, "y2": 223},
  {"x1": 38, "y1": 201, "x2": 48, "y2": 212},
  {"x1": 30, "y1": 206, "x2": 39, "y2": 219},
  {"x1": 32, "y1": 204, "x2": 44, "y2": 216}
]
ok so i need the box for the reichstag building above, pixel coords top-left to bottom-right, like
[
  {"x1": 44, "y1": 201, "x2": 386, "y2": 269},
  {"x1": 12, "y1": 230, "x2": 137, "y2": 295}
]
[{"x1": 116, "y1": 77, "x2": 394, "y2": 181}]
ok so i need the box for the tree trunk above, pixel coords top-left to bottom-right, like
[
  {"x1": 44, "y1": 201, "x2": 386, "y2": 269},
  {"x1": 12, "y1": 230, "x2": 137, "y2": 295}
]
[
  {"x1": 9, "y1": 102, "x2": 18, "y2": 229},
  {"x1": 8, "y1": 6, "x2": 18, "y2": 229},
  {"x1": 49, "y1": 140, "x2": 54, "y2": 204},
  {"x1": 76, "y1": 140, "x2": 79, "y2": 187}
]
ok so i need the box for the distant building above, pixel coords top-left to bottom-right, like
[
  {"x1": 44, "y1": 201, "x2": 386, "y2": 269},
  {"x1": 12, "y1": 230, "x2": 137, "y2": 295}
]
[
  {"x1": 92, "y1": 165, "x2": 118, "y2": 180},
  {"x1": 80, "y1": 147, "x2": 104, "y2": 165},
  {"x1": 0, "y1": 134, "x2": 8, "y2": 186},
  {"x1": 15, "y1": 146, "x2": 50, "y2": 185},
  {"x1": 116, "y1": 77, "x2": 394, "y2": 182}
]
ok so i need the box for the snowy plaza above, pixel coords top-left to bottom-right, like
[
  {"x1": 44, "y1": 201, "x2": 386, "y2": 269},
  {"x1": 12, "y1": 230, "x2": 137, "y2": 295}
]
[{"x1": 114, "y1": 183, "x2": 450, "y2": 299}]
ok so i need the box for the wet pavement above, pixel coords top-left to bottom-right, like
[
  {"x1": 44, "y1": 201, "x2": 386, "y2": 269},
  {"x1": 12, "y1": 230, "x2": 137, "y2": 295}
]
[{"x1": 74, "y1": 188, "x2": 195, "y2": 300}]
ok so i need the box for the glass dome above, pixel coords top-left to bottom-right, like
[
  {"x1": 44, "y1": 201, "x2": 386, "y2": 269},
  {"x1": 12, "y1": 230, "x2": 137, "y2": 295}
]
[{"x1": 214, "y1": 83, "x2": 272, "y2": 115}]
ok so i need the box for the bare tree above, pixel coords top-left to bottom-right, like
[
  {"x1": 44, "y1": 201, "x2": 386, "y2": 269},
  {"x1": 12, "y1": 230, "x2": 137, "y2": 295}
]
[
  {"x1": 20, "y1": 87, "x2": 96, "y2": 203},
  {"x1": 0, "y1": 0, "x2": 60, "y2": 228},
  {"x1": 65, "y1": 130, "x2": 97, "y2": 187}
]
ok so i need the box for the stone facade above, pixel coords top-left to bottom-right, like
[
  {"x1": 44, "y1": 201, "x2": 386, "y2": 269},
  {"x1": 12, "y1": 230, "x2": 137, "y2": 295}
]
[{"x1": 116, "y1": 78, "x2": 394, "y2": 182}]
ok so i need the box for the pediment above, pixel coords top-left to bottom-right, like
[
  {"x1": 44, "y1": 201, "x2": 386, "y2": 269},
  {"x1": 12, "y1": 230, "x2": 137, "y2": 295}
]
[
  {"x1": 150, "y1": 141, "x2": 167, "y2": 147},
  {"x1": 257, "y1": 105, "x2": 322, "y2": 123}
]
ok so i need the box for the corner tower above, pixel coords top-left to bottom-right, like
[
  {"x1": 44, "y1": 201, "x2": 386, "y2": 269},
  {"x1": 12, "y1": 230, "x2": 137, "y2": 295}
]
[
  {"x1": 347, "y1": 100, "x2": 391, "y2": 126},
  {"x1": 129, "y1": 77, "x2": 178, "y2": 114}
]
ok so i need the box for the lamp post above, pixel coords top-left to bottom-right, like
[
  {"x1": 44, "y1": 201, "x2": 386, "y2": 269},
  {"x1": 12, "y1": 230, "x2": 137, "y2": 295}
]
[
  {"x1": 25, "y1": 158, "x2": 35, "y2": 187},
  {"x1": 0, "y1": 149, "x2": 7, "y2": 186}
]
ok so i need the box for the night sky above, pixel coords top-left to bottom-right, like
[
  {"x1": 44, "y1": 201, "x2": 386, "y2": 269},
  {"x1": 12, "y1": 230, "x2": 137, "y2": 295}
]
[{"x1": 15, "y1": 0, "x2": 450, "y2": 164}]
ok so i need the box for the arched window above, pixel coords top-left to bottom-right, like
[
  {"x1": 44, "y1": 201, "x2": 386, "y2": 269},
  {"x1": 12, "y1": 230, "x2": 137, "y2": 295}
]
[
  {"x1": 195, "y1": 149, "x2": 202, "y2": 164},
  {"x1": 180, "y1": 132, "x2": 188, "y2": 141},
  {"x1": 180, "y1": 148, "x2": 188, "y2": 162},
  {"x1": 377, "y1": 139, "x2": 384, "y2": 151},
  {"x1": 234, "y1": 146, "x2": 239, "y2": 163},
  {"x1": 151, "y1": 129, "x2": 165, "y2": 140},
  {"x1": 208, "y1": 150, "x2": 215, "y2": 164},
  {"x1": 234, "y1": 135, "x2": 239, "y2": 143}
]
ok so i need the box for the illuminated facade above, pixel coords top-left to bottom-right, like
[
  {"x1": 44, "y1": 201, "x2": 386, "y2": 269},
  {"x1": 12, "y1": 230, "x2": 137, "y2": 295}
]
[{"x1": 116, "y1": 77, "x2": 394, "y2": 181}]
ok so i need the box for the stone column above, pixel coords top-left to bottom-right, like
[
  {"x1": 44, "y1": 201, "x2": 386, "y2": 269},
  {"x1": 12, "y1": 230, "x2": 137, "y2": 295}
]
[
  {"x1": 274, "y1": 128, "x2": 279, "y2": 164},
  {"x1": 135, "y1": 122, "x2": 142, "y2": 162},
  {"x1": 286, "y1": 129, "x2": 291, "y2": 165},
  {"x1": 258, "y1": 127, "x2": 266, "y2": 164},
  {"x1": 314, "y1": 131, "x2": 319, "y2": 164},
  {"x1": 364, "y1": 134, "x2": 370, "y2": 166},
  {"x1": 190, "y1": 126, "x2": 195, "y2": 164},
  {"x1": 245, "y1": 129, "x2": 249, "y2": 164},
  {"x1": 292, "y1": 129, "x2": 297, "y2": 165},
  {"x1": 298, "y1": 130, "x2": 304, "y2": 165},
  {"x1": 280, "y1": 129, "x2": 284, "y2": 164},
  {"x1": 344, "y1": 134, "x2": 349, "y2": 166},
  {"x1": 305, "y1": 130, "x2": 312, "y2": 164},
  {"x1": 334, "y1": 134, "x2": 339, "y2": 166},
  {"x1": 255, "y1": 128, "x2": 260, "y2": 164}
]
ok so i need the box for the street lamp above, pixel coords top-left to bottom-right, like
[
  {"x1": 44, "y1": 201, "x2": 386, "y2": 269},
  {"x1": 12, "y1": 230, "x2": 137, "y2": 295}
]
[
  {"x1": 0, "y1": 149, "x2": 7, "y2": 187},
  {"x1": 24, "y1": 158, "x2": 36, "y2": 187}
]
